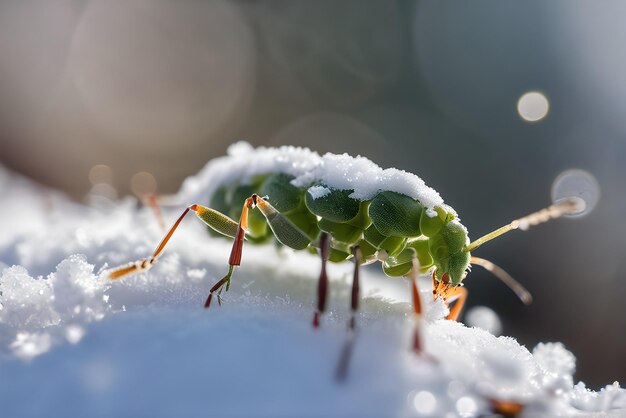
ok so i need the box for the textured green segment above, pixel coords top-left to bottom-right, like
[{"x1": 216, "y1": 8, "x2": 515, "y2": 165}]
[
  {"x1": 439, "y1": 221, "x2": 468, "y2": 253},
  {"x1": 346, "y1": 201, "x2": 372, "y2": 229},
  {"x1": 260, "y1": 173, "x2": 302, "y2": 213},
  {"x1": 420, "y1": 207, "x2": 444, "y2": 237},
  {"x1": 265, "y1": 213, "x2": 310, "y2": 250},
  {"x1": 363, "y1": 224, "x2": 406, "y2": 257},
  {"x1": 420, "y1": 206, "x2": 456, "y2": 237},
  {"x1": 318, "y1": 219, "x2": 362, "y2": 244},
  {"x1": 363, "y1": 224, "x2": 386, "y2": 247},
  {"x1": 407, "y1": 238, "x2": 433, "y2": 271},
  {"x1": 329, "y1": 247, "x2": 351, "y2": 263},
  {"x1": 383, "y1": 248, "x2": 416, "y2": 277},
  {"x1": 369, "y1": 191, "x2": 422, "y2": 237},
  {"x1": 257, "y1": 202, "x2": 310, "y2": 250},
  {"x1": 195, "y1": 207, "x2": 239, "y2": 238},
  {"x1": 284, "y1": 203, "x2": 320, "y2": 240},
  {"x1": 247, "y1": 209, "x2": 268, "y2": 239},
  {"x1": 356, "y1": 239, "x2": 377, "y2": 263},
  {"x1": 448, "y1": 251, "x2": 470, "y2": 284},
  {"x1": 428, "y1": 222, "x2": 467, "y2": 260},
  {"x1": 380, "y1": 236, "x2": 407, "y2": 257},
  {"x1": 305, "y1": 188, "x2": 360, "y2": 222}
]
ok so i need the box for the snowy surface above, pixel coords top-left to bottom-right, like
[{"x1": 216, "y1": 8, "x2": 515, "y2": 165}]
[
  {"x1": 178, "y1": 141, "x2": 444, "y2": 209},
  {"x1": 1, "y1": 160, "x2": 625, "y2": 418}
]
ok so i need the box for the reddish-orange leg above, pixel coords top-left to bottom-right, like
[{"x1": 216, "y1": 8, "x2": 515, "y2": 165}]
[
  {"x1": 204, "y1": 196, "x2": 253, "y2": 308},
  {"x1": 312, "y1": 232, "x2": 330, "y2": 328},
  {"x1": 108, "y1": 205, "x2": 195, "y2": 280},
  {"x1": 349, "y1": 246, "x2": 361, "y2": 330},
  {"x1": 432, "y1": 272, "x2": 468, "y2": 321},
  {"x1": 411, "y1": 262, "x2": 424, "y2": 354},
  {"x1": 442, "y1": 286, "x2": 467, "y2": 321},
  {"x1": 204, "y1": 193, "x2": 312, "y2": 308},
  {"x1": 108, "y1": 193, "x2": 310, "y2": 308},
  {"x1": 108, "y1": 203, "x2": 240, "y2": 306}
]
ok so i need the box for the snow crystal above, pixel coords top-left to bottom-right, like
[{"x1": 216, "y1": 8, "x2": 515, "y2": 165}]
[
  {"x1": 306, "y1": 185, "x2": 331, "y2": 199},
  {"x1": 533, "y1": 342, "x2": 576, "y2": 391}
]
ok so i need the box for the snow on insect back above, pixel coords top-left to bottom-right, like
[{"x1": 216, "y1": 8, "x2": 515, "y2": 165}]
[
  {"x1": 177, "y1": 142, "x2": 446, "y2": 212},
  {"x1": 292, "y1": 151, "x2": 444, "y2": 209},
  {"x1": 177, "y1": 141, "x2": 322, "y2": 203}
]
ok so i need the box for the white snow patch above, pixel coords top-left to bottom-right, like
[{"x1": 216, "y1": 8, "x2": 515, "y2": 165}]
[
  {"x1": 0, "y1": 161, "x2": 624, "y2": 417},
  {"x1": 178, "y1": 141, "x2": 322, "y2": 204},
  {"x1": 177, "y1": 141, "x2": 446, "y2": 210},
  {"x1": 307, "y1": 185, "x2": 332, "y2": 199}
]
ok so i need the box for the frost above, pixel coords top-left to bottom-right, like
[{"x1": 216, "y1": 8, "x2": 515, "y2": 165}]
[
  {"x1": 533, "y1": 342, "x2": 576, "y2": 391},
  {"x1": 307, "y1": 185, "x2": 331, "y2": 199}
]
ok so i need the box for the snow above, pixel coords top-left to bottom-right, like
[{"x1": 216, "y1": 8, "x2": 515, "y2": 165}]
[
  {"x1": 307, "y1": 184, "x2": 332, "y2": 200},
  {"x1": 178, "y1": 141, "x2": 322, "y2": 204},
  {"x1": 178, "y1": 141, "x2": 445, "y2": 210},
  {"x1": 1, "y1": 159, "x2": 625, "y2": 417}
]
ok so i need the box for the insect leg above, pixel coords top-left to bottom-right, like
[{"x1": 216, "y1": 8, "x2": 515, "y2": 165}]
[
  {"x1": 204, "y1": 194, "x2": 313, "y2": 308},
  {"x1": 349, "y1": 246, "x2": 361, "y2": 330},
  {"x1": 108, "y1": 204, "x2": 239, "y2": 281},
  {"x1": 410, "y1": 260, "x2": 424, "y2": 354},
  {"x1": 204, "y1": 197, "x2": 254, "y2": 308},
  {"x1": 312, "y1": 232, "x2": 330, "y2": 328},
  {"x1": 441, "y1": 286, "x2": 468, "y2": 321}
]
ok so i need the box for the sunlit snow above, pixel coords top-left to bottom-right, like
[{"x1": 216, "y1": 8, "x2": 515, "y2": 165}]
[{"x1": 0, "y1": 155, "x2": 624, "y2": 417}]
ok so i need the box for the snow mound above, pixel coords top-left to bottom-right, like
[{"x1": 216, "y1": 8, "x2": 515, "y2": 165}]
[{"x1": 1, "y1": 161, "x2": 624, "y2": 417}]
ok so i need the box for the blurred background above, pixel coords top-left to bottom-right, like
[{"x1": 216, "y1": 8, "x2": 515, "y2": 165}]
[{"x1": 0, "y1": 0, "x2": 624, "y2": 388}]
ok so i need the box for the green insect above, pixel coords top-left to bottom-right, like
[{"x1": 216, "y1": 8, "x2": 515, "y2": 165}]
[{"x1": 109, "y1": 144, "x2": 583, "y2": 341}]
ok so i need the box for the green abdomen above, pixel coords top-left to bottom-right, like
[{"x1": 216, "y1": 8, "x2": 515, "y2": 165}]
[{"x1": 209, "y1": 173, "x2": 468, "y2": 281}]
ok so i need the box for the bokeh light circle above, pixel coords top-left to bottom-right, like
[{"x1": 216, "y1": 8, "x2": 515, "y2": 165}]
[
  {"x1": 413, "y1": 390, "x2": 437, "y2": 415},
  {"x1": 466, "y1": 306, "x2": 502, "y2": 336},
  {"x1": 551, "y1": 169, "x2": 600, "y2": 218},
  {"x1": 69, "y1": 0, "x2": 255, "y2": 147},
  {"x1": 517, "y1": 91, "x2": 550, "y2": 122}
]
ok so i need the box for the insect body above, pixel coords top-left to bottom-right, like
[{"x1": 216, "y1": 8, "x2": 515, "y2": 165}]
[{"x1": 109, "y1": 142, "x2": 582, "y2": 335}]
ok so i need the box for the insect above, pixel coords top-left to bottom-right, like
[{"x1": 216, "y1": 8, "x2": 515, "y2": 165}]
[{"x1": 108, "y1": 143, "x2": 583, "y2": 351}]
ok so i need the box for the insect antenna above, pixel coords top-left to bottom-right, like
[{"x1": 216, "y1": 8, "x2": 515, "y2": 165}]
[
  {"x1": 464, "y1": 197, "x2": 585, "y2": 253},
  {"x1": 470, "y1": 257, "x2": 533, "y2": 305}
]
